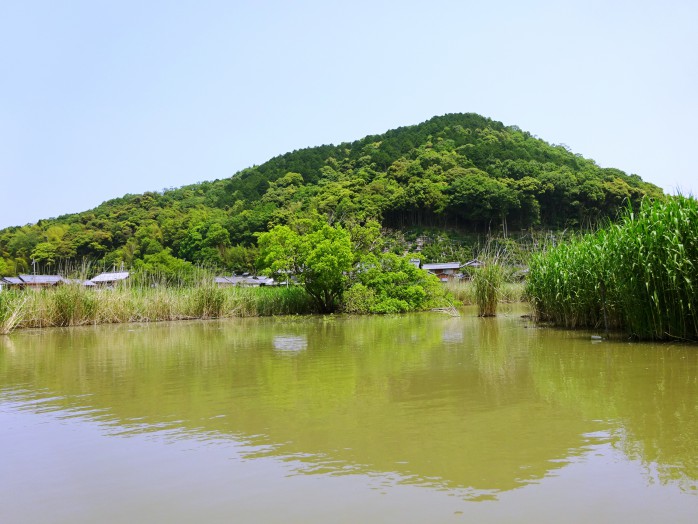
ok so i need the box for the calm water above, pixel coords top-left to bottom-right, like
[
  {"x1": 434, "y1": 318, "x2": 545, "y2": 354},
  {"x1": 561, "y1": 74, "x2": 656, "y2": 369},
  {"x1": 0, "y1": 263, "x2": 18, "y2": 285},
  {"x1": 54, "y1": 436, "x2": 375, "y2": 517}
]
[{"x1": 1, "y1": 306, "x2": 697, "y2": 523}]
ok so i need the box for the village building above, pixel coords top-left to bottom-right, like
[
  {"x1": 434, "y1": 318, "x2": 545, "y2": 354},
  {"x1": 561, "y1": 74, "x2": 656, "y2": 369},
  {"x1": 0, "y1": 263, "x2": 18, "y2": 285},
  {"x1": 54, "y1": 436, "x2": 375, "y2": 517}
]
[
  {"x1": 90, "y1": 271, "x2": 130, "y2": 287},
  {"x1": 409, "y1": 258, "x2": 422, "y2": 269},
  {"x1": 215, "y1": 275, "x2": 276, "y2": 287},
  {"x1": 0, "y1": 274, "x2": 66, "y2": 290},
  {"x1": 421, "y1": 262, "x2": 462, "y2": 282},
  {"x1": 462, "y1": 259, "x2": 485, "y2": 269}
]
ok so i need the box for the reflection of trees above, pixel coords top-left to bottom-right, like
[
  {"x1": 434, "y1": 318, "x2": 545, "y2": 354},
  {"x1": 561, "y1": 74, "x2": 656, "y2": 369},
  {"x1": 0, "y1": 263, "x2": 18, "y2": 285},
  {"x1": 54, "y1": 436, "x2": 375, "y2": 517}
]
[
  {"x1": 0, "y1": 314, "x2": 591, "y2": 497},
  {"x1": 4, "y1": 313, "x2": 696, "y2": 496},
  {"x1": 528, "y1": 331, "x2": 698, "y2": 492}
]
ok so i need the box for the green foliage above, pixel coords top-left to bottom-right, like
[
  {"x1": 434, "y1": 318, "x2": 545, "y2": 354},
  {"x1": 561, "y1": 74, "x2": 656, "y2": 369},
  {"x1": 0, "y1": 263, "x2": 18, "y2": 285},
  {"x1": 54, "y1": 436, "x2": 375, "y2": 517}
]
[
  {"x1": 132, "y1": 249, "x2": 196, "y2": 285},
  {"x1": 0, "y1": 113, "x2": 664, "y2": 275},
  {"x1": 49, "y1": 285, "x2": 98, "y2": 326},
  {"x1": 527, "y1": 195, "x2": 698, "y2": 340},
  {"x1": 31, "y1": 242, "x2": 58, "y2": 267},
  {"x1": 342, "y1": 283, "x2": 378, "y2": 314},
  {"x1": 258, "y1": 221, "x2": 354, "y2": 313},
  {"x1": 0, "y1": 257, "x2": 15, "y2": 277},
  {"x1": 346, "y1": 253, "x2": 448, "y2": 314},
  {"x1": 189, "y1": 285, "x2": 227, "y2": 319}
]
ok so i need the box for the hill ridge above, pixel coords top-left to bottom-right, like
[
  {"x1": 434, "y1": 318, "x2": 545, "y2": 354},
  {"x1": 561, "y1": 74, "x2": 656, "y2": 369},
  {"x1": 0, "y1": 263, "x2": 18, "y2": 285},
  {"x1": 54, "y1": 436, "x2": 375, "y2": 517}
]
[{"x1": 0, "y1": 113, "x2": 663, "y2": 275}]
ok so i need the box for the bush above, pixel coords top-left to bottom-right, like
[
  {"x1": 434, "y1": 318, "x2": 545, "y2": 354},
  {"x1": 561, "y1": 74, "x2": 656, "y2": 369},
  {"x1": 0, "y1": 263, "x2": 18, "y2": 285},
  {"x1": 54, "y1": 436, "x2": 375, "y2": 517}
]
[
  {"x1": 345, "y1": 253, "x2": 449, "y2": 314},
  {"x1": 343, "y1": 284, "x2": 377, "y2": 314}
]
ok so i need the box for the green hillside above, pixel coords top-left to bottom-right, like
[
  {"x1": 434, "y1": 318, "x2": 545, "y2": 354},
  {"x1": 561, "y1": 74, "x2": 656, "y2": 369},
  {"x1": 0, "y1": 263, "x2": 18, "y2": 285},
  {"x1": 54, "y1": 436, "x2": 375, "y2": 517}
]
[{"x1": 0, "y1": 113, "x2": 663, "y2": 276}]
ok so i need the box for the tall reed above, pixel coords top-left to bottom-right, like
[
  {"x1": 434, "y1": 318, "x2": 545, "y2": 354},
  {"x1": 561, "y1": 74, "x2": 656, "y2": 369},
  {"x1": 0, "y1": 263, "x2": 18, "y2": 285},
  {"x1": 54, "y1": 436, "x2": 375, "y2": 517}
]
[
  {"x1": 445, "y1": 279, "x2": 524, "y2": 306},
  {"x1": 2, "y1": 281, "x2": 317, "y2": 333},
  {"x1": 0, "y1": 290, "x2": 28, "y2": 334},
  {"x1": 473, "y1": 263, "x2": 504, "y2": 317},
  {"x1": 527, "y1": 195, "x2": 698, "y2": 340}
]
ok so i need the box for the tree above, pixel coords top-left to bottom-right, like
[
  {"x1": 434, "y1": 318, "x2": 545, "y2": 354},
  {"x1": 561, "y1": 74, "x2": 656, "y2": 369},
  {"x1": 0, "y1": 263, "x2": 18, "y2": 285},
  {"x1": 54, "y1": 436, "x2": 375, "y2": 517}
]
[
  {"x1": 258, "y1": 221, "x2": 353, "y2": 313},
  {"x1": 132, "y1": 249, "x2": 195, "y2": 285},
  {"x1": 447, "y1": 170, "x2": 519, "y2": 231},
  {"x1": 31, "y1": 242, "x2": 58, "y2": 268}
]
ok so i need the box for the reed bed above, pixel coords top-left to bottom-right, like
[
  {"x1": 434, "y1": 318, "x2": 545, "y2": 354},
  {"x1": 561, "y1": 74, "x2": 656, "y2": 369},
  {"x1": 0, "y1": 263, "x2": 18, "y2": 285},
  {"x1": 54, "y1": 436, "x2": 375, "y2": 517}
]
[
  {"x1": 2, "y1": 282, "x2": 316, "y2": 332},
  {"x1": 527, "y1": 195, "x2": 698, "y2": 341},
  {"x1": 446, "y1": 280, "x2": 523, "y2": 306},
  {"x1": 0, "y1": 290, "x2": 28, "y2": 334},
  {"x1": 445, "y1": 277, "x2": 525, "y2": 307}
]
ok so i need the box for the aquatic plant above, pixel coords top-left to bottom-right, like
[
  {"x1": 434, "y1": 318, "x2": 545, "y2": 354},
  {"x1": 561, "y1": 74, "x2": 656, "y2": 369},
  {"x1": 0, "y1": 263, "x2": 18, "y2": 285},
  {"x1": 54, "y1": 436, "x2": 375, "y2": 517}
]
[
  {"x1": 190, "y1": 284, "x2": 227, "y2": 319},
  {"x1": 527, "y1": 195, "x2": 698, "y2": 340},
  {"x1": 473, "y1": 263, "x2": 504, "y2": 317},
  {"x1": 0, "y1": 290, "x2": 28, "y2": 334},
  {"x1": 48, "y1": 284, "x2": 99, "y2": 326},
  {"x1": 1, "y1": 280, "x2": 319, "y2": 333},
  {"x1": 445, "y1": 280, "x2": 524, "y2": 306}
]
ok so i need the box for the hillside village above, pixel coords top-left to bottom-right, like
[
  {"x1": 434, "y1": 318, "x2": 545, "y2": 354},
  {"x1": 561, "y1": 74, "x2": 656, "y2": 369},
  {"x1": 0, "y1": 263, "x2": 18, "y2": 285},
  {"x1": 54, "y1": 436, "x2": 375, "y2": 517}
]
[{"x1": 0, "y1": 259, "x2": 485, "y2": 291}]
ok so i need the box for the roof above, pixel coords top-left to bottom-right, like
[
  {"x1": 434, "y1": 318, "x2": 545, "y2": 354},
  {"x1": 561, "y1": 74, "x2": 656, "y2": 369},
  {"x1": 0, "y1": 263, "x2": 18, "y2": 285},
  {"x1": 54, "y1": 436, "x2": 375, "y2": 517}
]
[
  {"x1": 17, "y1": 274, "x2": 65, "y2": 285},
  {"x1": 63, "y1": 278, "x2": 96, "y2": 286},
  {"x1": 90, "y1": 271, "x2": 130, "y2": 283},
  {"x1": 2, "y1": 275, "x2": 98, "y2": 286},
  {"x1": 215, "y1": 275, "x2": 276, "y2": 286},
  {"x1": 462, "y1": 259, "x2": 485, "y2": 268},
  {"x1": 422, "y1": 262, "x2": 461, "y2": 271}
]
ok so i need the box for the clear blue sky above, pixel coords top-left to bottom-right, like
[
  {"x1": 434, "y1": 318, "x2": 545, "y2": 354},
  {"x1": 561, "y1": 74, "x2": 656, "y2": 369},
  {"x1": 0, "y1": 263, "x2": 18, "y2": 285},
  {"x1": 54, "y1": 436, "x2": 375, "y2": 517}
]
[{"x1": 1, "y1": 0, "x2": 696, "y2": 229}]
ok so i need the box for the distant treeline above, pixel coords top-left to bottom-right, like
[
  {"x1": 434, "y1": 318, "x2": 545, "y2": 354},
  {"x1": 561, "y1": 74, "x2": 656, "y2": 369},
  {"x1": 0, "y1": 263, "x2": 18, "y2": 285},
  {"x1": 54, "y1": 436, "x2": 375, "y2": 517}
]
[{"x1": 0, "y1": 113, "x2": 663, "y2": 277}]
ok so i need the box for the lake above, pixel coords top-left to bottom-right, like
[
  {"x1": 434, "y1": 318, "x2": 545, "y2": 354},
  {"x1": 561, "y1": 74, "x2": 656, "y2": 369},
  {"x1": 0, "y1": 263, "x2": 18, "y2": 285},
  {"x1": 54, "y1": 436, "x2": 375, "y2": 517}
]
[{"x1": 1, "y1": 306, "x2": 697, "y2": 523}]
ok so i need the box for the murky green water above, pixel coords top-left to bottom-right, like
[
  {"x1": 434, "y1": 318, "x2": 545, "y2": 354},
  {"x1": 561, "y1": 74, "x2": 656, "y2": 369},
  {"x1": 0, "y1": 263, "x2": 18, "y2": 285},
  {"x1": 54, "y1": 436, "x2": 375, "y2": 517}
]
[{"x1": 1, "y1": 306, "x2": 697, "y2": 523}]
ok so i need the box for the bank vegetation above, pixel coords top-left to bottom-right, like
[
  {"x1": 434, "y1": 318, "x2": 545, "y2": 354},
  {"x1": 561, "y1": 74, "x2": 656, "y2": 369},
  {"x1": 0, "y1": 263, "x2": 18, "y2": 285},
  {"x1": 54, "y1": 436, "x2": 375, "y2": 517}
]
[{"x1": 526, "y1": 195, "x2": 697, "y2": 341}]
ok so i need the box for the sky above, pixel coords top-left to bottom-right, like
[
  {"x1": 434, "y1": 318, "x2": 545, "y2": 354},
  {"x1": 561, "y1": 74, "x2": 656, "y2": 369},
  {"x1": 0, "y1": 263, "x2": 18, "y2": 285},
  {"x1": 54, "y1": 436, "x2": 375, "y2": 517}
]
[{"x1": 1, "y1": 0, "x2": 696, "y2": 229}]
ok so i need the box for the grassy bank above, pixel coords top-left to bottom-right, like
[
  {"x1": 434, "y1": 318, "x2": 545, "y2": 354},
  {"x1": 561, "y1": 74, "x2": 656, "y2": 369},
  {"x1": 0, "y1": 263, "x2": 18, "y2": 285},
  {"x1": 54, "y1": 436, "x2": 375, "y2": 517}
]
[
  {"x1": 526, "y1": 195, "x2": 698, "y2": 341},
  {"x1": 0, "y1": 283, "x2": 316, "y2": 333}
]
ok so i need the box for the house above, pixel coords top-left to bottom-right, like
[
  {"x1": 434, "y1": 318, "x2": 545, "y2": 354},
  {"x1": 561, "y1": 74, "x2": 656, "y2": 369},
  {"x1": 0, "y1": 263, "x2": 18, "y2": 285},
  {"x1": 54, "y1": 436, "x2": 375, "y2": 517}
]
[
  {"x1": 459, "y1": 259, "x2": 486, "y2": 280},
  {"x1": 215, "y1": 275, "x2": 276, "y2": 287},
  {"x1": 1, "y1": 276, "x2": 25, "y2": 289},
  {"x1": 1, "y1": 274, "x2": 66, "y2": 290},
  {"x1": 63, "y1": 278, "x2": 97, "y2": 287},
  {"x1": 422, "y1": 262, "x2": 462, "y2": 282},
  {"x1": 462, "y1": 259, "x2": 485, "y2": 269},
  {"x1": 90, "y1": 271, "x2": 130, "y2": 287}
]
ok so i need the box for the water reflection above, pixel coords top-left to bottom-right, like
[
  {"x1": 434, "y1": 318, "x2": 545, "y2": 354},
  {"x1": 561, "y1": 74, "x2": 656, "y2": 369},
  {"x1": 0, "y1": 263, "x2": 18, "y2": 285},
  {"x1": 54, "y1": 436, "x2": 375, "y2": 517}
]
[
  {"x1": 1, "y1": 309, "x2": 697, "y2": 499},
  {"x1": 273, "y1": 335, "x2": 308, "y2": 353}
]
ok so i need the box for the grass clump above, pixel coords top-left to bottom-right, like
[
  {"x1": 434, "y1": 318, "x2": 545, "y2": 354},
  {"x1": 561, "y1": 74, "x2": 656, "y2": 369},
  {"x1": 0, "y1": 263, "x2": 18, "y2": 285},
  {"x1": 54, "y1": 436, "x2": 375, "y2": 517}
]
[
  {"x1": 473, "y1": 263, "x2": 504, "y2": 317},
  {"x1": 527, "y1": 195, "x2": 698, "y2": 341},
  {"x1": 0, "y1": 290, "x2": 28, "y2": 334},
  {"x1": 48, "y1": 285, "x2": 98, "y2": 326},
  {"x1": 190, "y1": 284, "x2": 227, "y2": 319}
]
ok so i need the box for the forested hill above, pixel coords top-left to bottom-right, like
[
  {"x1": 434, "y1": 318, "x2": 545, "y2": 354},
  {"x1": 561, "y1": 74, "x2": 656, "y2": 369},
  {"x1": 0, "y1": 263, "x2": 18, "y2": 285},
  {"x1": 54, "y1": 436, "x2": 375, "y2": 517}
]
[{"x1": 0, "y1": 113, "x2": 663, "y2": 275}]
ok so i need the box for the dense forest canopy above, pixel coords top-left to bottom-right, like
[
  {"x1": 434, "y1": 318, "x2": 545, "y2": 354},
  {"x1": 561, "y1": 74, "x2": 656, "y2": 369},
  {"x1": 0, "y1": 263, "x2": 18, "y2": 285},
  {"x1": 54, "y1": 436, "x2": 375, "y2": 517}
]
[{"x1": 0, "y1": 113, "x2": 663, "y2": 276}]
